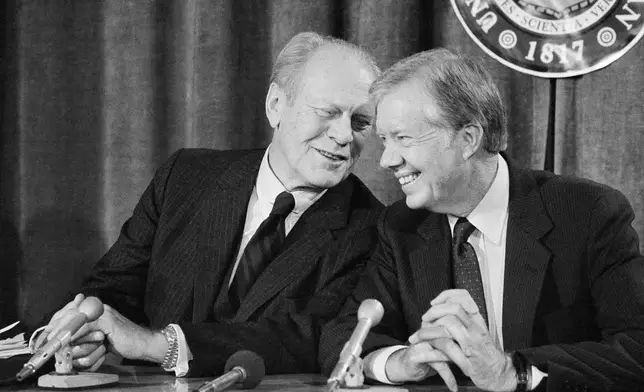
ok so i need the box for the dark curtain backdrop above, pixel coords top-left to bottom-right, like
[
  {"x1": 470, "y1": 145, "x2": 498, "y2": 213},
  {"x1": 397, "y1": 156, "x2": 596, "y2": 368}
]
[{"x1": 1, "y1": 0, "x2": 643, "y2": 330}]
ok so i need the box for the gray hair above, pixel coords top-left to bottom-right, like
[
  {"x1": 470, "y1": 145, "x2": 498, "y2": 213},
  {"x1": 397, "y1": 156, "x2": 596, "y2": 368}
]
[
  {"x1": 270, "y1": 31, "x2": 380, "y2": 103},
  {"x1": 370, "y1": 48, "x2": 507, "y2": 154}
]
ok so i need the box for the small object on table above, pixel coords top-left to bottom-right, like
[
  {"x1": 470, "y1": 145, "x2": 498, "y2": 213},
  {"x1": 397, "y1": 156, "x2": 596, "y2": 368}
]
[
  {"x1": 37, "y1": 345, "x2": 119, "y2": 389},
  {"x1": 328, "y1": 357, "x2": 365, "y2": 391},
  {"x1": 54, "y1": 346, "x2": 73, "y2": 374},
  {"x1": 343, "y1": 356, "x2": 365, "y2": 388}
]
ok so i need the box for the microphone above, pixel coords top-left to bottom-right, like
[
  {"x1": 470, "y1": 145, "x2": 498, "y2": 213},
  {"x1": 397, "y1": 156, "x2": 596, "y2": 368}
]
[
  {"x1": 193, "y1": 350, "x2": 265, "y2": 392},
  {"x1": 16, "y1": 296, "x2": 104, "y2": 382},
  {"x1": 327, "y1": 299, "x2": 384, "y2": 389}
]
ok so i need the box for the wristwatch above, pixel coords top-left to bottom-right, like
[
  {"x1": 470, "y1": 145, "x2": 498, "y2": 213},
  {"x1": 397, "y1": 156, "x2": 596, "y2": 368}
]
[
  {"x1": 161, "y1": 324, "x2": 179, "y2": 371},
  {"x1": 511, "y1": 351, "x2": 530, "y2": 392}
]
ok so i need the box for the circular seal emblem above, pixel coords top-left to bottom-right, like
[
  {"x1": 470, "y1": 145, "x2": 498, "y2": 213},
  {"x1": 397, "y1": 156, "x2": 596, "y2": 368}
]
[{"x1": 450, "y1": 0, "x2": 644, "y2": 77}]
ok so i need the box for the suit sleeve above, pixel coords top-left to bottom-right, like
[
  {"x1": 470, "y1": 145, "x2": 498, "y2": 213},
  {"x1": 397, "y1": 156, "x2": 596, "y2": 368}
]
[
  {"x1": 318, "y1": 209, "x2": 411, "y2": 376},
  {"x1": 179, "y1": 221, "x2": 380, "y2": 377},
  {"x1": 521, "y1": 189, "x2": 644, "y2": 391},
  {"x1": 80, "y1": 150, "x2": 182, "y2": 325}
]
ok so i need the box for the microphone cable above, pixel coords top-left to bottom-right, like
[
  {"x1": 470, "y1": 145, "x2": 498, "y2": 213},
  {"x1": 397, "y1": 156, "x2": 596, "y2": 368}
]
[{"x1": 0, "y1": 375, "x2": 17, "y2": 387}]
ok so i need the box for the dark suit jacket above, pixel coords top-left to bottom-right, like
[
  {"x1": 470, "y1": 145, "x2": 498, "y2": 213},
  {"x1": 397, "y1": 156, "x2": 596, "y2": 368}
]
[
  {"x1": 81, "y1": 148, "x2": 384, "y2": 376},
  {"x1": 319, "y1": 156, "x2": 644, "y2": 392}
]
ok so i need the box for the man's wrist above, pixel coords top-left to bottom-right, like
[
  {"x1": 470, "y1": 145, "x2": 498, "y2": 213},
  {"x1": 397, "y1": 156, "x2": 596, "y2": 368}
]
[
  {"x1": 385, "y1": 347, "x2": 430, "y2": 383},
  {"x1": 141, "y1": 329, "x2": 170, "y2": 364},
  {"x1": 384, "y1": 347, "x2": 407, "y2": 383},
  {"x1": 491, "y1": 352, "x2": 519, "y2": 392},
  {"x1": 509, "y1": 351, "x2": 529, "y2": 392}
]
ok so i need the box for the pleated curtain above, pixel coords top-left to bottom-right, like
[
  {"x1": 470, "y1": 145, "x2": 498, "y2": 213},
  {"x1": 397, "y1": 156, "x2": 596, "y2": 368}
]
[{"x1": 1, "y1": 0, "x2": 643, "y2": 329}]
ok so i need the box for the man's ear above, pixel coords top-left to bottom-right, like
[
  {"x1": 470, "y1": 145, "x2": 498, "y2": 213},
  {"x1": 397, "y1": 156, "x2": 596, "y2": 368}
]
[
  {"x1": 460, "y1": 123, "x2": 484, "y2": 160},
  {"x1": 266, "y1": 82, "x2": 286, "y2": 129}
]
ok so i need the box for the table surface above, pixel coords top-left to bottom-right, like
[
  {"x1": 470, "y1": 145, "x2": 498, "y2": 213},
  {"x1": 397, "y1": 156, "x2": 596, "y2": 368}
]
[{"x1": 6, "y1": 365, "x2": 485, "y2": 391}]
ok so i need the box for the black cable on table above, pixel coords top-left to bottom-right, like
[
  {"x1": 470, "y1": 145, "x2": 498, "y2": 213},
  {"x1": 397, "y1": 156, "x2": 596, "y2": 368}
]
[{"x1": 0, "y1": 375, "x2": 17, "y2": 386}]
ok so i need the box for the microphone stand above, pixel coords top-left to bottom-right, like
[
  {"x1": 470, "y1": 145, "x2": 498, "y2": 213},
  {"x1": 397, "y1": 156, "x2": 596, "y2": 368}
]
[
  {"x1": 35, "y1": 344, "x2": 119, "y2": 389},
  {"x1": 327, "y1": 356, "x2": 364, "y2": 391}
]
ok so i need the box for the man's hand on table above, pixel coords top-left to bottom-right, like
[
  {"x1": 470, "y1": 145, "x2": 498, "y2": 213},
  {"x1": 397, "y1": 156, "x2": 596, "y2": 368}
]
[
  {"x1": 37, "y1": 294, "x2": 107, "y2": 371},
  {"x1": 409, "y1": 289, "x2": 517, "y2": 392},
  {"x1": 38, "y1": 293, "x2": 169, "y2": 371}
]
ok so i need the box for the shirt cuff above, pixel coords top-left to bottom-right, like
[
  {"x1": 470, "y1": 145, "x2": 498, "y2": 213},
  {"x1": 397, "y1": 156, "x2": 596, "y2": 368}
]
[
  {"x1": 363, "y1": 345, "x2": 407, "y2": 384},
  {"x1": 167, "y1": 324, "x2": 193, "y2": 377},
  {"x1": 529, "y1": 366, "x2": 547, "y2": 390}
]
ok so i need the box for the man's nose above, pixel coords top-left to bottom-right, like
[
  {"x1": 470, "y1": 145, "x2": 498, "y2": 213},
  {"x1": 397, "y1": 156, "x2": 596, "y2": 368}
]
[
  {"x1": 379, "y1": 143, "x2": 403, "y2": 170},
  {"x1": 327, "y1": 116, "x2": 353, "y2": 146}
]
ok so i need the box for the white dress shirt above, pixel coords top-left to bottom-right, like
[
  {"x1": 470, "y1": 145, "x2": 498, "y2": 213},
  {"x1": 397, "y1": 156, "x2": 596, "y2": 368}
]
[
  {"x1": 365, "y1": 155, "x2": 546, "y2": 389},
  {"x1": 167, "y1": 146, "x2": 325, "y2": 376}
]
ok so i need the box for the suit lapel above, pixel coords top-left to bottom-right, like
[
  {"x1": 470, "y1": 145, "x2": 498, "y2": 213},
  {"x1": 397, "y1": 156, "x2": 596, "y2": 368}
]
[
  {"x1": 414, "y1": 212, "x2": 453, "y2": 316},
  {"x1": 192, "y1": 151, "x2": 263, "y2": 322},
  {"x1": 234, "y1": 178, "x2": 353, "y2": 321},
  {"x1": 502, "y1": 156, "x2": 553, "y2": 351}
]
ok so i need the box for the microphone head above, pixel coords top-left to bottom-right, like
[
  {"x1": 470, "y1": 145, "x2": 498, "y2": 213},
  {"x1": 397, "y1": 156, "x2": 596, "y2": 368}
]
[
  {"x1": 357, "y1": 299, "x2": 384, "y2": 326},
  {"x1": 224, "y1": 350, "x2": 265, "y2": 389},
  {"x1": 78, "y1": 296, "x2": 104, "y2": 321}
]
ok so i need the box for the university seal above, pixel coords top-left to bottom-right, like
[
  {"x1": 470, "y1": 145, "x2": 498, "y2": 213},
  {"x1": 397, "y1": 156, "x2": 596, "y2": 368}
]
[{"x1": 451, "y1": 0, "x2": 644, "y2": 77}]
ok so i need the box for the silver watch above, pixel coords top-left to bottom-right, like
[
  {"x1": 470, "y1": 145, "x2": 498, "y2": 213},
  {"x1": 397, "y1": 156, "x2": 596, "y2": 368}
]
[{"x1": 161, "y1": 325, "x2": 179, "y2": 371}]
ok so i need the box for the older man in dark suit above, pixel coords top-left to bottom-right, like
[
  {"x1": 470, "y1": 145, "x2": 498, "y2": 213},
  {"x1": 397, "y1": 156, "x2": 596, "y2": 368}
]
[
  {"x1": 41, "y1": 32, "x2": 384, "y2": 377},
  {"x1": 320, "y1": 49, "x2": 644, "y2": 392}
]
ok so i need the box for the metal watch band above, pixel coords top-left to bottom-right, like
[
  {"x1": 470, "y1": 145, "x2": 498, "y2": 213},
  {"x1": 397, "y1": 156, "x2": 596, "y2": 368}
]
[{"x1": 161, "y1": 325, "x2": 179, "y2": 371}]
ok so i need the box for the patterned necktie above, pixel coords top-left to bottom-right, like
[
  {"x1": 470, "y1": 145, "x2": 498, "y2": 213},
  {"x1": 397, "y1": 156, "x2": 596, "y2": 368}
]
[
  {"x1": 229, "y1": 191, "x2": 296, "y2": 305},
  {"x1": 452, "y1": 217, "x2": 489, "y2": 326}
]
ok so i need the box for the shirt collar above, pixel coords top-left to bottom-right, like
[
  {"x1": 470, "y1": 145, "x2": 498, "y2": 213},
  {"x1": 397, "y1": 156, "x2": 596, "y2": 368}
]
[
  {"x1": 448, "y1": 154, "x2": 509, "y2": 245},
  {"x1": 256, "y1": 145, "x2": 326, "y2": 215}
]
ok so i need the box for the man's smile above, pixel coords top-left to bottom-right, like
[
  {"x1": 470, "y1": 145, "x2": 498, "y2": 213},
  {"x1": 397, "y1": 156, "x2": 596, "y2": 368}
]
[{"x1": 314, "y1": 148, "x2": 348, "y2": 162}]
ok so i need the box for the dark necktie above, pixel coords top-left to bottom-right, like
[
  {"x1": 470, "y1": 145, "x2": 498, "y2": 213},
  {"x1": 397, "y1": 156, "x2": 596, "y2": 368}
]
[
  {"x1": 229, "y1": 191, "x2": 295, "y2": 305},
  {"x1": 452, "y1": 217, "x2": 488, "y2": 326}
]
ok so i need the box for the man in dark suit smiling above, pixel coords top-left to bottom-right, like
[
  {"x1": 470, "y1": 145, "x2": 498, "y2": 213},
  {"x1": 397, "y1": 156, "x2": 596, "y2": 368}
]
[
  {"x1": 320, "y1": 49, "x2": 644, "y2": 391},
  {"x1": 41, "y1": 32, "x2": 383, "y2": 377}
]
